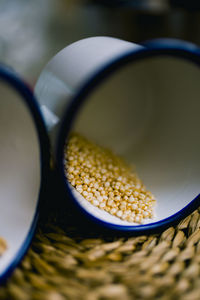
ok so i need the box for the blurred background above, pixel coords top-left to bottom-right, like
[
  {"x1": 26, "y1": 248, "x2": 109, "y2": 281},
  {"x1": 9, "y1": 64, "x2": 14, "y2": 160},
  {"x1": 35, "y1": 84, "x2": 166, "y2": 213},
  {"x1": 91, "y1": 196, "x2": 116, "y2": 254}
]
[{"x1": 1, "y1": 0, "x2": 200, "y2": 83}]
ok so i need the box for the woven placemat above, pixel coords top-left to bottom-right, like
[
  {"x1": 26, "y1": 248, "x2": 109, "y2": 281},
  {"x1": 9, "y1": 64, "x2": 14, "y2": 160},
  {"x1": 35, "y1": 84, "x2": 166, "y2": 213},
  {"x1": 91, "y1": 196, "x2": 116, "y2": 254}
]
[{"x1": 1, "y1": 199, "x2": 200, "y2": 300}]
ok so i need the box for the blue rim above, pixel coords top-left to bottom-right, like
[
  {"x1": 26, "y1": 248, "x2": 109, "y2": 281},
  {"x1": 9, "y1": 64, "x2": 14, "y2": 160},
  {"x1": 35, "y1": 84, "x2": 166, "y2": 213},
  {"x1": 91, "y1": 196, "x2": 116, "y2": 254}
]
[
  {"x1": 0, "y1": 65, "x2": 50, "y2": 283},
  {"x1": 56, "y1": 38, "x2": 200, "y2": 233}
]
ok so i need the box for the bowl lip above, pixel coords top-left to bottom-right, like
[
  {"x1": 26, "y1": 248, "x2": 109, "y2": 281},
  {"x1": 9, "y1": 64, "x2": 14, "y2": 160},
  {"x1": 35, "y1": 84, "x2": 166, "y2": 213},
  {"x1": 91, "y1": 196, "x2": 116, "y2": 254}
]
[
  {"x1": 0, "y1": 65, "x2": 50, "y2": 283},
  {"x1": 56, "y1": 38, "x2": 200, "y2": 233}
]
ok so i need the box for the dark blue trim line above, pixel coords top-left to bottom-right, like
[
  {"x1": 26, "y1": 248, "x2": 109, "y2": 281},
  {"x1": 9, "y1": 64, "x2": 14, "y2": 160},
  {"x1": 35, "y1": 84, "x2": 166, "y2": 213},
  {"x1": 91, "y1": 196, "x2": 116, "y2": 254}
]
[
  {"x1": 56, "y1": 39, "x2": 200, "y2": 234},
  {"x1": 0, "y1": 66, "x2": 50, "y2": 284}
]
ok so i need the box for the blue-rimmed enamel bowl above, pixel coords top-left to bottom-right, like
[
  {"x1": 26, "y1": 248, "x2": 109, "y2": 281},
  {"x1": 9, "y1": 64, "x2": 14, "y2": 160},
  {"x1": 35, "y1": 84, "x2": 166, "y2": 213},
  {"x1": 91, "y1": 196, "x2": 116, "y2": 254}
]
[
  {"x1": 35, "y1": 37, "x2": 200, "y2": 234},
  {"x1": 0, "y1": 66, "x2": 49, "y2": 283}
]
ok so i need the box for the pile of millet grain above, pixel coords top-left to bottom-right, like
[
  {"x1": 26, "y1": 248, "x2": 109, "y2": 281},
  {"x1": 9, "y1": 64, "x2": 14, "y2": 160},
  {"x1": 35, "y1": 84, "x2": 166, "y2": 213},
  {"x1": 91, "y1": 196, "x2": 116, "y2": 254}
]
[
  {"x1": 0, "y1": 237, "x2": 7, "y2": 257},
  {"x1": 64, "y1": 133, "x2": 156, "y2": 224}
]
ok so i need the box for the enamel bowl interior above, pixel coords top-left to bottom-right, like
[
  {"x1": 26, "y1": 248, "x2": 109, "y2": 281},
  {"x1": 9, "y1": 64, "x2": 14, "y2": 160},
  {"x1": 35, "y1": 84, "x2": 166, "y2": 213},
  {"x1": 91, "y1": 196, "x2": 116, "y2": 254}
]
[
  {"x1": 0, "y1": 81, "x2": 41, "y2": 279},
  {"x1": 68, "y1": 55, "x2": 200, "y2": 227}
]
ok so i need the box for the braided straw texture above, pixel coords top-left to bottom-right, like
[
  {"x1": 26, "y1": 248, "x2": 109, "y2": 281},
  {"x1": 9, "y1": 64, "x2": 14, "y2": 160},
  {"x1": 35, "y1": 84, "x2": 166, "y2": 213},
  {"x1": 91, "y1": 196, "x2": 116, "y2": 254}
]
[{"x1": 1, "y1": 204, "x2": 200, "y2": 300}]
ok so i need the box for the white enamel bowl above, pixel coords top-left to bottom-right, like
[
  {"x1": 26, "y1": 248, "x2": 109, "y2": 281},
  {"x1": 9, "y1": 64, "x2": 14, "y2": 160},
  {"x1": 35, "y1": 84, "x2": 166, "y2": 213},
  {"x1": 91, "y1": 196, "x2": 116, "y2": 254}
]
[
  {"x1": 35, "y1": 37, "x2": 200, "y2": 233},
  {"x1": 0, "y1": 67, "x2": 49, "y2": 282}
]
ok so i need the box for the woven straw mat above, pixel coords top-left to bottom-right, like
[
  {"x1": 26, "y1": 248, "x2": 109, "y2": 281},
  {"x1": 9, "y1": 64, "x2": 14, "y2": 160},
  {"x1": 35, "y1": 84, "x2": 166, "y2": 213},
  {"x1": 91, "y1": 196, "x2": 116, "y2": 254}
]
[{"x1": 1, "y1": 193, "x2": 200, "y2": 300}]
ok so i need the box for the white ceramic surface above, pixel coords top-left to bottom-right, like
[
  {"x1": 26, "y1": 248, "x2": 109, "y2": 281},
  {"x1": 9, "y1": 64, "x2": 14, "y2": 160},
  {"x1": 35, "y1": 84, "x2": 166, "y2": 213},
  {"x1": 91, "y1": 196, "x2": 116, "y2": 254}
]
[
  {"x1": 71, "y1": 55, "x2": 200, "y2": 226},
  {"x1": 35, "y1": 37, "x2": 141, "y2": 146},
  {"x1": 0, "y1": 82, "x2": 41, "y2": 278}
]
